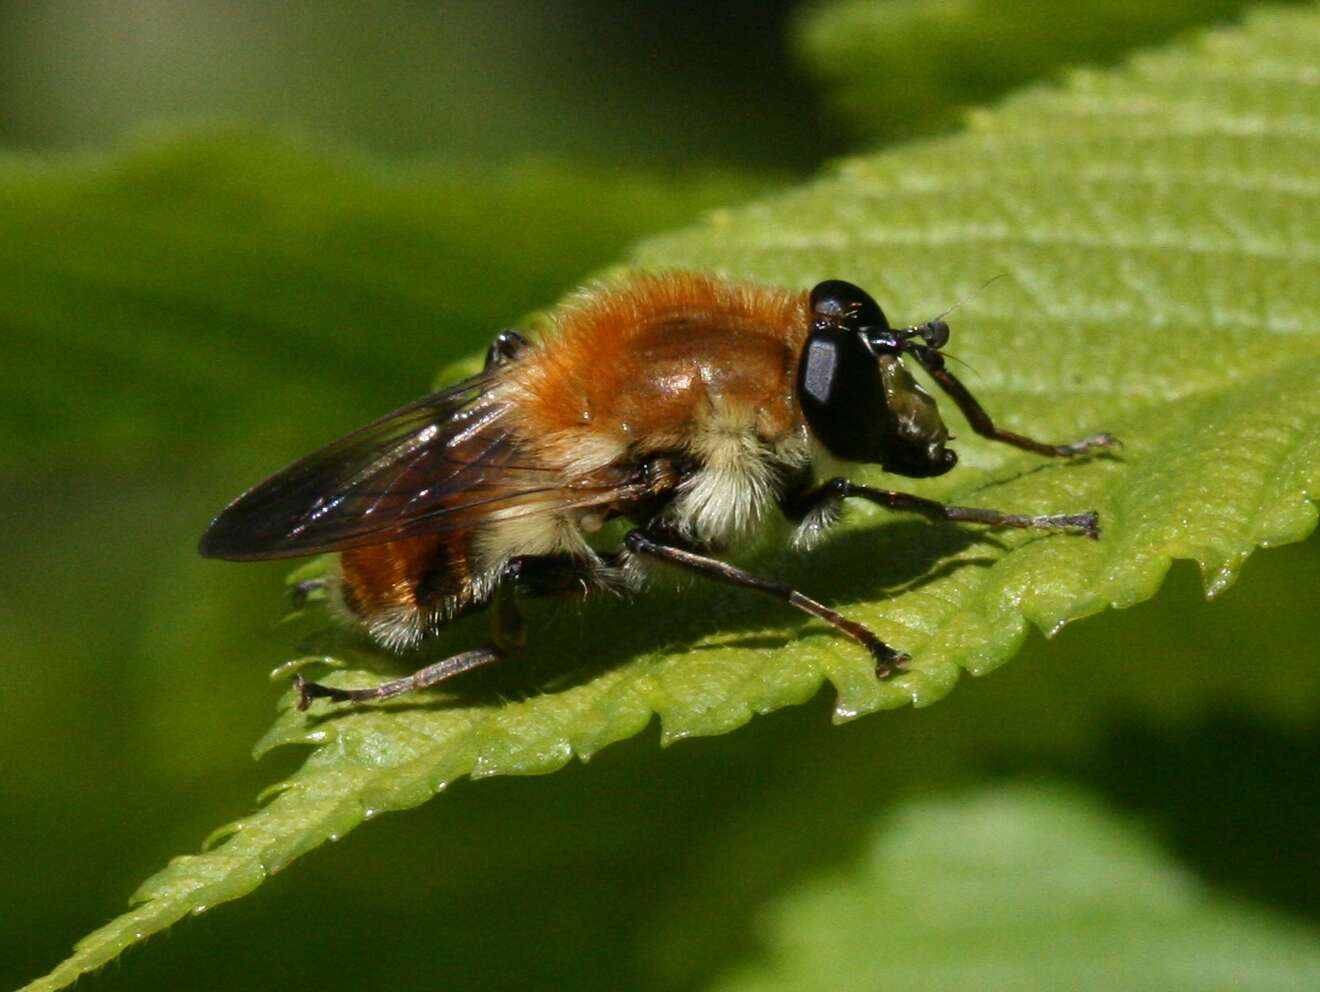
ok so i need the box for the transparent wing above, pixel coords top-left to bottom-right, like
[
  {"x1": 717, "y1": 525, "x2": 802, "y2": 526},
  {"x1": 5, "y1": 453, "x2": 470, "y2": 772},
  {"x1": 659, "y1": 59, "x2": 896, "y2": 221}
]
[{"x1": 199, "y1": 371, "x2": 635, "y2": 561}]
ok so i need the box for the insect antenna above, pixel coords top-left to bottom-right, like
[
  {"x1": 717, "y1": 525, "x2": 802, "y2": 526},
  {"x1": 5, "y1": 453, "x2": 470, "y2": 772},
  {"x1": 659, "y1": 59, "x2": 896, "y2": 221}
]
[
  {"x1": 894, "y1": 273, "x2": 1009, "y2": 347},
  {"x1": 934, "y1": 272, "x2": 1009, "y2": 324}
]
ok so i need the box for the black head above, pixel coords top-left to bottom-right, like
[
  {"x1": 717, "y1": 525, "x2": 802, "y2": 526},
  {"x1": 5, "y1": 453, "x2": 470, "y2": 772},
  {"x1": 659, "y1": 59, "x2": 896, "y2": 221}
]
[{"x1": 796, "y1": 280, "x2": 957, "y2": 478}]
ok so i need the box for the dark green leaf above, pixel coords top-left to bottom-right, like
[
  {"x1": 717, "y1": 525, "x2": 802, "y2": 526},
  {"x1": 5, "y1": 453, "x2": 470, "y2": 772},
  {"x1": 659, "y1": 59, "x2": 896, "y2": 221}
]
[
  {"x1": 794, "y1": 0, "x2": 1311, "y2": 143},
  {"x1": 714, "y1": 783, "x2": 1320, "y2": 991}
]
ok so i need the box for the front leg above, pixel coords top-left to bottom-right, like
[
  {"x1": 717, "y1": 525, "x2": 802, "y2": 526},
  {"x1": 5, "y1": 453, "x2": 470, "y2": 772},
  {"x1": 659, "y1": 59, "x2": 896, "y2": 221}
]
[
  {"x1": 624, "y1": 529, "x2": 907, "y2": 676},
  {"x1": 783, "y1": 477, "x2": 1101, "y2": 540},
  {"x1": 911, "y1": 344, "x2": 1118, "y2": 458}
]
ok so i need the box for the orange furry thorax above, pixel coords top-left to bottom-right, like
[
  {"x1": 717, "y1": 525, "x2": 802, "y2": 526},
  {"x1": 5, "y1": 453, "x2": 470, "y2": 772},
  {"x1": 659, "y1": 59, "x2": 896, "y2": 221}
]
[{"x1": 512, "y1": 272, "x2": 811, "y2": 455}]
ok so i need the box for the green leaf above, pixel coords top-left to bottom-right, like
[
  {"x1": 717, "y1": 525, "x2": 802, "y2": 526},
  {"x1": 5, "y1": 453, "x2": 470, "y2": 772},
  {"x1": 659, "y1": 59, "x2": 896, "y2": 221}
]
[
  {"x1": 21, "y1": 6, "x2": 1320, "y2": 990},
  {"x1": 794, "y1": 0, "x2": 1308, "y2": 143},
  {"x1": 710, "y1": 782, "x2": 1320, "y2": 991}
]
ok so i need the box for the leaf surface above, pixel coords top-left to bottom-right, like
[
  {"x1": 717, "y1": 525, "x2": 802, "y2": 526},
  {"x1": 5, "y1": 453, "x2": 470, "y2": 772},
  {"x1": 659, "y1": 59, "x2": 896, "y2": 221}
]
[
  {"x1": 795, "y1": 0, "x2": 1310, "y2": 143},
  {"x1": 712, "y1": 783, "x2": 1320, "y2": 992}
]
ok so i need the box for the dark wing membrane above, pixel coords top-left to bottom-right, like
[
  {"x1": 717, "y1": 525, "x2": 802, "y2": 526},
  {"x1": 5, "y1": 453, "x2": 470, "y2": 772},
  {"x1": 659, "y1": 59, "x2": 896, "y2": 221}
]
[{"x1": 199, "y1": 371, "x2": 635, "y2": 561}]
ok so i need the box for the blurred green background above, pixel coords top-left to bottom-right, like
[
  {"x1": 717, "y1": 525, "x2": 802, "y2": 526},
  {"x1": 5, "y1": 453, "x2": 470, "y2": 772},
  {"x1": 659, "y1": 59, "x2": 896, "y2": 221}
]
[{"x1": 3, "y1": 2, "x2": 1317, "y2": 990}]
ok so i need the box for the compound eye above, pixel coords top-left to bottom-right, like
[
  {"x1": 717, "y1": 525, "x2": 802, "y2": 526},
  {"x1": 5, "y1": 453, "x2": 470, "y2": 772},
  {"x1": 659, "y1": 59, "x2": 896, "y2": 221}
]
[
  {"x1": 809, "y1": 280, "x2": 889, "y2": 330},
  {"x1": 797, "y1": 323, "x2": 885, "y2": 463}
]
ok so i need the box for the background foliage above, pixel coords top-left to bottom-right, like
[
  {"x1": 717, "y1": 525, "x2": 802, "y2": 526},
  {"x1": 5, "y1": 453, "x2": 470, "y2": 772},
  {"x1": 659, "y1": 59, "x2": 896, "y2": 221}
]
[{"x1": 4, "y1": 2, "x2": 1318, "y2": 991}]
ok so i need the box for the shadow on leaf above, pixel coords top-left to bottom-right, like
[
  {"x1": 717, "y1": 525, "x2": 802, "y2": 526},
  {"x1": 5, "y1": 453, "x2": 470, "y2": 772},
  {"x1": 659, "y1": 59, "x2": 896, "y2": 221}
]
[{"x1": 287, "y1": 516, "x2": 1030, "y2": 719}]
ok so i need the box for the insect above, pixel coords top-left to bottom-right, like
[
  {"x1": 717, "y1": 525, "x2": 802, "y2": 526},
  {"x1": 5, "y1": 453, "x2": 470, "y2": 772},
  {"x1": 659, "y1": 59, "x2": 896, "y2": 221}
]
[{"x1": 200, "y1": 272, "x2": 1117, "y2": 709}]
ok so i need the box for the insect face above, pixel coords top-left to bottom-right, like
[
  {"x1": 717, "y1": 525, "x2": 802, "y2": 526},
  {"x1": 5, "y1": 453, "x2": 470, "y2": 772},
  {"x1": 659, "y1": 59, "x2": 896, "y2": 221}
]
[{"x1": 797, "y1": 280, "x2": 956, "y2": 478}]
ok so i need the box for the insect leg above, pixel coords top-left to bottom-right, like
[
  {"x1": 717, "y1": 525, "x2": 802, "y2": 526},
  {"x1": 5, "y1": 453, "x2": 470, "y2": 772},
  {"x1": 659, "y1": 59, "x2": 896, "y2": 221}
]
[
  {"x1": 290, "y1": 578, "x2": 328, "y2": 606},
  {"x1": 484, "y1": 329, "x2": 530, "y2": 370},
  {"x1": 295, "y1": 646, "x2": 504, "y2": 709},
  {"x1": 623, "y1": 529, "x2": 907, "y2": 676},
  {"x1": 912, "y1": 346, "x2": 1119, "y2": 457},
  {"x1": 296, "y1": 554, "x2": 612, "y2": 708},
  {"x1": 491, "y1": 553, "x2": 624, "y2": 649},
  {"x1": 788, "y1": 477, "x2": 1100, "y2": 539}
]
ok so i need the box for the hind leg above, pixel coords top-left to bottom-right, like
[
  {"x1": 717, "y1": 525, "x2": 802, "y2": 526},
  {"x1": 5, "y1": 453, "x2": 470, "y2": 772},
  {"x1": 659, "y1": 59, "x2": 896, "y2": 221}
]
[
  {"x1": 295, "y1": 553, "x2": 610, "y2": 708},
  {"x1": 295, "y1": 646, "x2": 504, "y2": 708}
]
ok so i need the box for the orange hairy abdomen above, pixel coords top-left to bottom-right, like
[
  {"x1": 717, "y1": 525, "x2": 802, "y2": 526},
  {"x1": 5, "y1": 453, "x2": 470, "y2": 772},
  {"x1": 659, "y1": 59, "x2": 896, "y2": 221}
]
[{"x1": 339, "y1": 531, "x2": 473, "y2": 617}]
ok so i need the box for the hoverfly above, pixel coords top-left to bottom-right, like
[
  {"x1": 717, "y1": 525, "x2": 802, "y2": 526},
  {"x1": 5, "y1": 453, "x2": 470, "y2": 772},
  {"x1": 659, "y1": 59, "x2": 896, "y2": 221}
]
[{"x1": 200, "y1": 273, "x2": 1117, "y2": 708}]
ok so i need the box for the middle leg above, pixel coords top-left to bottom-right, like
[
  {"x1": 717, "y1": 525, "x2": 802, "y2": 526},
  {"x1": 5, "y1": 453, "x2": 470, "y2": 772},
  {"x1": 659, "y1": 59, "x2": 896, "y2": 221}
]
[{"x1": 624, "y1": 529, "x2": 907, "y2": 676}]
